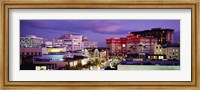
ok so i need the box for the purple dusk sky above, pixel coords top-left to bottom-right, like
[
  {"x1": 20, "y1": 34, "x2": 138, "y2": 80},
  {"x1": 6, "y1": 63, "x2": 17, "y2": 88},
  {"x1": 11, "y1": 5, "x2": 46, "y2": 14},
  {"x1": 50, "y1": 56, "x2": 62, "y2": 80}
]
[{"x1": 20, "y1": 20, "x2": 180, "y2": 47}]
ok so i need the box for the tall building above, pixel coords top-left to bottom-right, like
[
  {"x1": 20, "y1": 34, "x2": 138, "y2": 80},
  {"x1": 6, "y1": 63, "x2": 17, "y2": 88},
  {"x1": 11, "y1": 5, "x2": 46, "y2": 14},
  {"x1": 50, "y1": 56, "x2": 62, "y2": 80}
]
[
  {"x1": 131, "y1": 28, "x2": 174, "y2": 44},
  {"x1": 20, "y1": 35, "x2": 44, "y2": 48},
  {"x1": 53, "y1": 34, "x2": 83, "y2": 51}
]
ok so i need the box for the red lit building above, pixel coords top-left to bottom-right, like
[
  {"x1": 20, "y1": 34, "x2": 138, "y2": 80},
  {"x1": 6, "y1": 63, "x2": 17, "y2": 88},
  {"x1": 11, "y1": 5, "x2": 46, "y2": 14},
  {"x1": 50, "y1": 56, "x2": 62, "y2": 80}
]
[
  {"x1": 106, "y1": 37, "x2": 127, "y2": 55},
  {"x1": 106, "y1": 34, "x2": 157, "y2": 55}
]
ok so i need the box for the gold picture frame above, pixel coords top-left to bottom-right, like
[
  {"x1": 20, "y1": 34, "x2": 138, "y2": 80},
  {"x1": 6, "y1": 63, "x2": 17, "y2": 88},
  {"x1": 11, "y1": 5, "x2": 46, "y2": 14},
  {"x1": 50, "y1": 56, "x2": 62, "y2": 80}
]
[{"x1": 0, "y1": 0, "x2": 199, "y2": 90}]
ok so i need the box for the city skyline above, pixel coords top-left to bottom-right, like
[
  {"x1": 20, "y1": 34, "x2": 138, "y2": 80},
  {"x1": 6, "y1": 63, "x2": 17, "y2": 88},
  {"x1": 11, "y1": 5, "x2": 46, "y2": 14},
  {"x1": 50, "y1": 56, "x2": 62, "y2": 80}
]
[{"x1": 20, "y1": 20, "x2": 180, "y2": 47}]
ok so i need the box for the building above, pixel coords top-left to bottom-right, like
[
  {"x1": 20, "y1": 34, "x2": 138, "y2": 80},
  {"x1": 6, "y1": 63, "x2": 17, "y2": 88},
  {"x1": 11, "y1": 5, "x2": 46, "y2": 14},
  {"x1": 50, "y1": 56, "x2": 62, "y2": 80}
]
[
  {"x1": 53, "y1": 34, "x2": 83, "y2": 51},
  {"x1": 52, "y1": 39, "x2": 63, "y2": 47},
  {"x1": 126, "y1": 34, "x2": 140, "y2": 53},
  {"x1": 131, "y1": 28, "x2": 174, "y2": 44},
  {"x1": 163, "y1": 44, "x2": 180, "y2": 60},
  {"x1": 118, "y1": 63, "x2": 180, "y2": 70},
  {"x1": 83, "y1": 41, "x2": 98, "y2": 49},
  {"x1": 132, "y1": 36, "x2": 157, "y2": 53},
  {"x1": 20, "y1": 47, "x2": 42, "y2": 66},
  {"x1": 93, "y1": 48, "x2": 100, "y2": 57},
  {"x1": 33, "y1": 53, "x2": 69, "y2": 70},
  {"x1": 82, "y1": 36, "x2": 98, "y2": 49},
  {"x1": 106, "y1": 34, "x2": 157, "y2": 55},
  {"x1": 99, "y1": 49, "x2": 109, "y2": 61},
  {"x1": 44, "y1": 41, "x2": 53, "y2": 47},
  {"x1": 154, "y1": 44, "x2": 164, "y2": 54},
  {"x1": 94, "y1": 48, "x2": 109, "y2": 61},
  {"x1": 86, "y1": 48, "x2": 109, "y2": 61},
  {"x1": 106, "y1": 37, "x2": 127, "y2": 55},
  {"x1": 146, "y1": 54, "x2": 166, "y2": 60},
  {"x1": 153, "y1": 44, "x2": 180, "y2": 60},
  {"x1": 126, "y1": 52, "x2": 166, "y2": 61},
  {"x1": 33, "y1": 54, "x2": 87, "y2": 70},
  {"x1": 20, "y1": 35, "x2": 44, "y2": 48},
  {"x1": 52, "y1": 34, "x2": 98, "y2": 51},
  {"x1": 42, "y1": 47, "x2": 66, "y2": 54},
  {"x1": 82, "y1": 49, "x2": 89, "y2": 57},
  {"x1": 82, "y1": 36, "x2": 88, "y2": 42}
]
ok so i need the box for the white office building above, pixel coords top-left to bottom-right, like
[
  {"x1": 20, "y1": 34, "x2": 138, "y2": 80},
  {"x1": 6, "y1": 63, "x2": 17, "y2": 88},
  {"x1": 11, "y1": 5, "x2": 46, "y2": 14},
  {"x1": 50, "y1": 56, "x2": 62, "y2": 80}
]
[{"x1": 53, "y1": 34, "x2": 83, "y2": 51}]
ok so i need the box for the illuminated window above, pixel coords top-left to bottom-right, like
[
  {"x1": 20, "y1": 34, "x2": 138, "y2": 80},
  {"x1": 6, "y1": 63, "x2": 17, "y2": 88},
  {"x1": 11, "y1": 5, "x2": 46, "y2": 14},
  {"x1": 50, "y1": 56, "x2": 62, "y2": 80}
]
[
  {"x1": 70, "y1": 62, "x2": 74, "y2": 67},
  {"x1": 153, "y1": 56, "x2": 157, "y2": 59},
  {"x1": 35, "y1": 66, "x2": 46, "y2": 70},
  {"x1": 122, "y1": 44, "x2": 125, "y2": 47},
  {"x1": 158, "y1": 56, "x2": 164, "y2": 59}
]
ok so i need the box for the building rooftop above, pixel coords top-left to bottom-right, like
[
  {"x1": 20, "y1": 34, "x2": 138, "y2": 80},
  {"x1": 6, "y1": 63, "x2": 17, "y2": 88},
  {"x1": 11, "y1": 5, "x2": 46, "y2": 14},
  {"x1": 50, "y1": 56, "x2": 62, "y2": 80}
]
[
  {"x1": 162, "y1": 44, "x2": 180, "y2": 48},
  {"x1": 64, "y1": 55, "x2": 87, "y2": 62},
  {"x1": 131, "y1": 28, "x2": 174, "y2": 33},
  {"x1": 120, "y1": 60, "x2": 180, "y2": 66},
  {"x1": 21, "y1": 35, "x2": 44, "y2": 39}
]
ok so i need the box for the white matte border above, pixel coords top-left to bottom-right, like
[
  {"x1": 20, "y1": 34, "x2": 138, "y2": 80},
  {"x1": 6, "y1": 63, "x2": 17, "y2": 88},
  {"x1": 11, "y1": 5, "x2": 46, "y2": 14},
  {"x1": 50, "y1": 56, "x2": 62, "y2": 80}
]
[{"x1": 9, "y1": 9, "x2": 191, "y2": 81}]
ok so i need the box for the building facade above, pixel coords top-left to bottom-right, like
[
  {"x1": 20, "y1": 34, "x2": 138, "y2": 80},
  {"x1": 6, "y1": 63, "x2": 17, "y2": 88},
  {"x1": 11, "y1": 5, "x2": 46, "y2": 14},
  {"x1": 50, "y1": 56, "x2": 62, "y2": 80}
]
[
  {"x1": 106, "y1": 34, "x2": 157, "y2": 55},
  {"x1": 33, "y1": 54, "x2": 87, "y2": 70},
  {"x1": 20, "y1": 35, "x2": 44, "y2": 48},
  {"x1": 98, "y1": 48, "x2": 109, "y2": 61},
  {"x1": 44, "y1": 41, "x2": 53, "y2": 47},
  {"x1": 53, "y1": 34, "x2": 83, "y2": 51},
  {"x1": 20, "y1": 47, "x2": 42, "y2": 65},
  {"x1": 131, "y1": 28, "x2": 174, "y2": 44},
  {"x1": 42, "y1": 47, "x2": 66, "y2": 54},
  {"x1": 83, "y1": 41, "x2": 98, "y2": 49},
  {"x1": 153, "y1": 44, "x2": 180, "y2": 60},
  {"x1": 106, "y1": 38, "x2": 126, "y2": 55},
  {"x1": 82, "y1": 36, "x2": 98, "y2": 49},
  {"x1": 134, "y1": 37, "x2": 157, "y2": 53},
  {"x1": 163, "y1": 44, "x2": 180, "y2": 60},
  {"x1": 154, "y1": 44, "x2": 164, "y2": 54}
]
